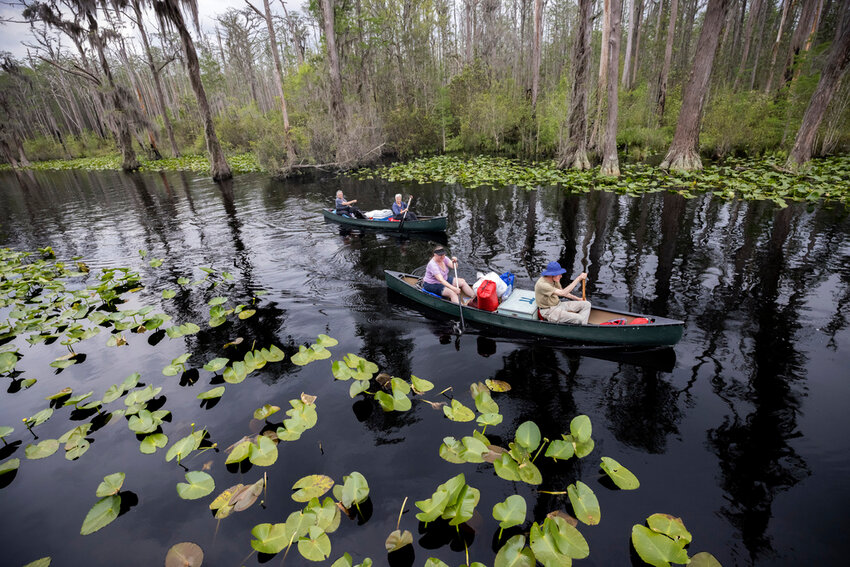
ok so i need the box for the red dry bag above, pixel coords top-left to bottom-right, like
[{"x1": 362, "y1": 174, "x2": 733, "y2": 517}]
[
  {"x1": 476, "y1": 280, "x2": 498, "y2": 312},
  {"x1": 629, "y1": 317, "x2": 650, "y2": 325}
]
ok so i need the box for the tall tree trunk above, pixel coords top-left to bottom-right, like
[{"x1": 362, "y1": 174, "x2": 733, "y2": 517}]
[
  {"x1": 531, "y1": 0, "x2": 543, "y2": 111},
  {"x1": 320, "y1": 0, "x2": 347, "y2": 159},
  {"x1": 747, "y1": 0, "x2": 768, "y2": 90},
  {"x1": 786, "y1": 0, "x2": 850, "y2": 168},
  {"x1": 258, "y1": 0, "x2": 296, "y2": 166},
  {"x1": 660, "y1": 0, "x2": 733, "y2": 170},
  {"x1": 168, "y1": 5, "x2": 232, "y2": 181},
  {"x1": 88, "y1": 14, "x2": 140, "y2": 171},
  {"x1": 781, "y1": 0, "x2": 824, "y2": 88},
  {"x1": 631, "y1": 0, "x2": 644, "y2": 86},
  {"x1": 465, "y1": 0, "x2": 475, "y2": 63},
  {"x1": 656, "y1": 0, "x2": 678, "y2": 120},
  {"x1": 764, "y1": 0, "x2": 792, "y2": 93},
  {"x1": 601, "y1": 0, "x2": 623, "y2": 176},
  {"x1": 623, "y1": 0, "x2": 637, "y2": 88},
  {"x1": 557, "y1": 0, "x2": 592, "y2": 169},
  {"x1": 677, "y1": 0, "x2": 697, "y2": 74},
  {"x1": 590, "y1": 0, "x2": 611, "y2": 152},
  {"x1": 134, "y1": 1, "x2": 179, "y2": 157},
  {"x1": 734, "y1": 0, "x2": 763, "y2": 90}
]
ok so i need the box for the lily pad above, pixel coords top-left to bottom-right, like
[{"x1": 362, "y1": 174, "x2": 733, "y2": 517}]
[
  {"x1": 494, "y1": 534, "x2": 534, "y2": 567},
  {"x1": 567, "y1": 481, "x2": 601, "y2": 525},
  {"x1": 410, "y1": 374, "x2": 434, "y2": 394},
  {"x1": 25, "y1": 439, "x2": 59, "y2": 460},
  {"x1": 177, "y1": 471, "x2": 215, "y2": 500},
  {"x1": 385, "y1": 529, "x2": 413, "y2": 552},
  {"x1": 600, "y1": 456, "x2": 640, "y2": 490},
  {"x1": 251, "y1": 522, "x2": 293, "y2": 554},
  {"x1": 22, "y1": 558, "x2": 51, "y2": 567},
  {"x1": 292, "y1": 474, "x2": 334, "y2": 502},
  {"x1": 689, "y1": 552, "x2": 722, "y2": 567},
  {"x1": 248, "y1": 435, "x2": 278, "y2": 466},
  {"x1": 202, "y1": 357, "x2": 229, "y2": 372},
  {"x1": 197, "y1": 386, "x2": 225, "y2": 400},
  {"x1": 0, "y1": 457, "x2": 21, "y2": 475},
  {"x1": 316, "y1": 334, "x2": 338, "y2": 347},
  {"x1": 297, "y1": 525, "x2": 332, "y2": 561},
  {"x1": 631, "y1": 524, "x2": 690, "y2": 567},
  {"x1": 443, "y1": 399, "x2": 475, "y2": 422},
  {"x1": 492, "y1": 494, "x2": 527, "y2": 530},
  {"x1": 140, "y1": 433, "x2": 168, "y2": 454},
  {"x1": 254, "y1": 404, "x2": 281, "y2": 420},
  {"x1": 165, "y1": 542, "x2": 203, "y2": 567},
  {"x1": 647, "y1": 513, "x2": 693, "y2": 545},
  {"x1": 95, "y1": 472, "x2": 126, "y2": 497},
  {"x1": 515, "y1": 421, "x2": 541, "y2": 451},
  {"x1": 80, "y1": 495, "x2": 121, "y2": 535},
  {"x1": 486, "y1": 379, "x2": 512, "y2": 392}
]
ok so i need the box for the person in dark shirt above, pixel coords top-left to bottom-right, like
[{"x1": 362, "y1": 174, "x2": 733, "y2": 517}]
[{"x1": 334, "y1": 190, "x2": 366, "y2": 219}]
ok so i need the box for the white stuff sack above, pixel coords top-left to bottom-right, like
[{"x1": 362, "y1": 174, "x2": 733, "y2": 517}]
[
  {"x1": 363, "y1": 209, "x2": 393, "y2": 219},
  {"x1": 471, "y1": 271, "x2": 508, "y2": 296}
]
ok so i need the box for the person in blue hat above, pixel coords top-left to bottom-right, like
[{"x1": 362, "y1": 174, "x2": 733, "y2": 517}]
[{"x1": 534, "y1": 261, "x2": 591, "y2": 324}]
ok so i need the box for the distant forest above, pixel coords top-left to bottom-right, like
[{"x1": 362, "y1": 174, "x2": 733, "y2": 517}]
[{"x1": 1, "y1": 0, "x2": 848, "y2": 179}]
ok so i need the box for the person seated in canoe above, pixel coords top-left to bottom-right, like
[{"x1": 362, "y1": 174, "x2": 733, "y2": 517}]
[
  {"x1": 335, "y1": 190, "x2": 366, "y2": 219},
  {"x1": 534, "y1": 261, "x2": 591, "y2": 324},
  {"x1": 422, "y1": 246, "x2": 474, "y2": 305},
  {"x1": 391, "y1": 193, "x2": 418, "y2": 221}
]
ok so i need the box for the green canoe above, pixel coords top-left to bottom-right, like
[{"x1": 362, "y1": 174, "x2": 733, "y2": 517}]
[
  {"x1": 385, "y1": 270, "x2": 684, "y2": 347},
  {"x1": 322, "y1": 209, "x2": 447, "y2": 232}
]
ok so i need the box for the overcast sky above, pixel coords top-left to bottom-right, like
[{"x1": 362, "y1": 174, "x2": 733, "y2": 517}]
[{"x1": 0, "y1": 1, "x2": 301, "y2": 59}]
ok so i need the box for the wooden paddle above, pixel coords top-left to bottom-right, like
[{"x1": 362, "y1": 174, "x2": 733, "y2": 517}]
[
  {"x1": 453, "y1": 263, "x2": 465, "y2": 334},
  {"x1": 397, "y1": 195, "x2": 414, "y2": 230},
  {"x1": 582, "y1": 278, "x2": 586, "y2": 301}
]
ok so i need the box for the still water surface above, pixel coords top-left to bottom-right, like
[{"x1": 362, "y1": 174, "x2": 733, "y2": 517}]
[{"x1": 0, "y1": 169, "x2": 849, "y2": 566}]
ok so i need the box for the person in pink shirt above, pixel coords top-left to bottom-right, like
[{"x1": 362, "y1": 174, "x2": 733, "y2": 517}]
[{"x1": 422, "y1": 246, "x2": 474, "y2": 304}]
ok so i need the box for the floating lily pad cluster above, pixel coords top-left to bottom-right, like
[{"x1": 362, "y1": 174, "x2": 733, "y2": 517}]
[
  {"x1": 351, "y1": 154, "x2": 850, "y2": 207},
  {"x1": 0, "y1": 153, "x2": 262, "y2": 174},
  {"x1": 249, "y1": 471, "x2": 371, "y2": 562},
  {"x1": 632, "y1": 514, "x2": 721, "y2": 567},
  {"x1": 0, "y1": 247, "x2": 723, "y2": 566}
]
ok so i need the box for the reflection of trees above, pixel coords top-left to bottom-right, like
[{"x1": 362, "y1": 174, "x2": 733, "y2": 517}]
[
  {"x1": 707, "y1": 206, "x2": 810, "y2": 561},
  {"x1": 603, "y1": 363, "x2": 682, "y2": 453},
  {"x1": 489, "y1": 346, "x2": 582, "y2": 521}
]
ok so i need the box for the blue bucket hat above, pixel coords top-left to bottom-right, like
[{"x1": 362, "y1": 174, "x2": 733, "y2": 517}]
[{"x1": 541, "y1": 261, "x2": 567, "y2": 277}]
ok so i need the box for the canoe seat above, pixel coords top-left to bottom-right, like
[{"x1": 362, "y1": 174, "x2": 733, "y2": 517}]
[{"x1": 421, "y1": 288, "x2": 443, "y2": 300}]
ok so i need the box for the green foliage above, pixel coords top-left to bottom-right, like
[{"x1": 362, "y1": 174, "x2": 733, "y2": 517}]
[{"x1": 701, "y1": 88, "x2": 786, "y2": 158}]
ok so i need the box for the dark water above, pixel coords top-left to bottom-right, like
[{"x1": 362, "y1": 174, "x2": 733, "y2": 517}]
[{"x1": 0, "y1": 168, "x2": 848, "y2": 567}]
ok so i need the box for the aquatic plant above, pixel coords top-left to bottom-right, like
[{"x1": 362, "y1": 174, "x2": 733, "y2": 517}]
[{"x1": 351, "y1": 154, "x2": 850, "y2": 207}]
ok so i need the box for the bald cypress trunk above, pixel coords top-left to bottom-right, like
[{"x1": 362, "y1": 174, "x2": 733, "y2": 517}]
[
  {"x1": 660, "y1": 0, "x2": 732, "y2": 171},
  {"x1": 601, "y1": 0, "x2": 622, "y2": 176},
  {"x1": 787, "y1": 1, "x2": 850, "y2": 168},
  {"x1": 166, "y1": 3, "x2": 232, "y2": 181},
  {"x1": 87, "y1": 14, "x2": 139, "y2": 171},
  {"x1": 261, "y1": 0, "x2": 296, "y2": 167},
  {"x1": 558, "y1": 0, "x2": 592, "y2": 170}
]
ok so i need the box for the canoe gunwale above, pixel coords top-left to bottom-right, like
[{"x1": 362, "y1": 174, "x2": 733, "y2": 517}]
[{"x1": 385, "y1": 270, "x2": 684, "y2": 347}]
